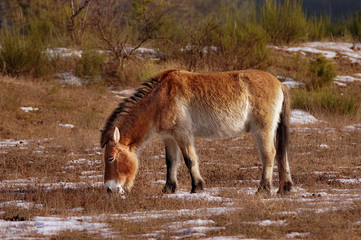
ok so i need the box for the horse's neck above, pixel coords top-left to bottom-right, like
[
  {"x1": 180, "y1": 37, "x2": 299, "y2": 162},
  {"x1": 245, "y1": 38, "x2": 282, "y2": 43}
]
[{"x1": 119, "y1": 100, "x2": 157, "y2": 149}]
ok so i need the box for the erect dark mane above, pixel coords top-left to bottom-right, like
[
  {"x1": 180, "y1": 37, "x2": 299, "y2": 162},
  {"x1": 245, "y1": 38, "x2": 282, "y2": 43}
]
[{"x1": 100, "y1": 77, "x2": 160, "y2": 147}]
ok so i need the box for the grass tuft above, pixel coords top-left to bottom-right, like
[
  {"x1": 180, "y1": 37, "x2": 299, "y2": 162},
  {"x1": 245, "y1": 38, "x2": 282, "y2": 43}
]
[{"x1": 291, "y1": 86, "x2": 360, "y2": 115}]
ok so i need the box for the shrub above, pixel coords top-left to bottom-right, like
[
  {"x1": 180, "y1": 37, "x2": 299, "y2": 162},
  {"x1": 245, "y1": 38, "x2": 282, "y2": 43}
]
[
  {"x1": 75, "y1": 49, "x2": 104, "y2": 84},
  {"x1": 307, "y1": 55, "x2": 336, "y2": 89},
  {"x1": 292, "y1": 87, "x2": 359, "y2": 115},
  {"x1": 165, "y1": 4, "x2": 269, "y2": 72},
  {"x1": 348, "y1": 10, "x2": 361, "y2": 40},
  {"x1": 308, "y1": 15, "x2": 331, "y2": 41},
  {"x1": 259, "y1": 0, "x2": 307, "y2": 44},
  {"x1": 0, "y1": 31, "x2": 51, "y2": 78},
  {"x1": 209, "y1": 9, "x2": 269, "y2": 71}
]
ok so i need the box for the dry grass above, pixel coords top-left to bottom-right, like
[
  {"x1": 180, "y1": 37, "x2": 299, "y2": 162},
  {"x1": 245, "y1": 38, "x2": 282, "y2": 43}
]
[{"x1": 0, "y1": 72, "x2": 361, "y2": 239}]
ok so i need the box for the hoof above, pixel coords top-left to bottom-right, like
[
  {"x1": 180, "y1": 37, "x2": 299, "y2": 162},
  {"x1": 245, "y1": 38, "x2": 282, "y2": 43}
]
[
  {"x1": 162, "y1": 182, "x2": 177, "y2": 194},
  {"x1": 256, "y1": 188, "x2": 271, "y2": 196},
  {"x1": 278, "y1": 181, "x2": 293, "y2": 195},
  {"x1": 191, "y1": 180, "x2": 204, "y2": 193},
  {"x1": 257, "y1": 181, "x2": 271, "y2": 195},
  {"x1": 284, "y1": 181, "x2": 293, "y2": 192}
]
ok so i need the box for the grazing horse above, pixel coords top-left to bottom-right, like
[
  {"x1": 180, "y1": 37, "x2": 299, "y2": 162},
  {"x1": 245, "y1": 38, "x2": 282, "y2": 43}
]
[{"x1": 100, "y1": 69, "x2": 293, "y2": 195}]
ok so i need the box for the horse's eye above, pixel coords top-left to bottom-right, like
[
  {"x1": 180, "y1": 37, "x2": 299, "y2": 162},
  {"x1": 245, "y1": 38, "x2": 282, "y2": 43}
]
[{"x1": 108, "y1": 157, "x2": 115, "y2": 162}]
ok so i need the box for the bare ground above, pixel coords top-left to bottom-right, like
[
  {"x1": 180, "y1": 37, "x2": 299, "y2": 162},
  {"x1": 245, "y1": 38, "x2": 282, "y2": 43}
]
[{"x1": 0, "y1": 75, "x2": 361, "y2": 239}]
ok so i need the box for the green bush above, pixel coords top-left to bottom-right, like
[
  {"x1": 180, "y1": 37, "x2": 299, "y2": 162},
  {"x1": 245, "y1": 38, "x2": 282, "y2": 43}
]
[
  {"x1": 308, "y1": 15, "x2": 331, "y2": 41},
  {"x1": 165, "y1": 3, "x2": 269, "y2": 72},
  {"x1": 210, "y1": 8, "x2": 269, "y2": 71},
  {"x1": 307, "y1": 55, "x2": 336, "y2": 89},
  {"x1": 348, "y1": 10, "x2": 361, "y2": 40},
  {"x1": 75, "y1": 49, "x2": 104, "y2": 83},
  {"x1": 0, "y1": 31, "x2": 51, "y2": 77},
  {"x1": 292, "y1": 87, "x2": 359, "y2": 115},
  {"x1": 259, "y1": 0, "x2": 307, "y2": 44}
]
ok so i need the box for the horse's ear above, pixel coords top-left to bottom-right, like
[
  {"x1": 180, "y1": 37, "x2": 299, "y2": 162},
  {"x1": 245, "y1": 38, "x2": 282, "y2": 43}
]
[{"x1": 113, "y1": 127, "x2": 120, "y2": 143}]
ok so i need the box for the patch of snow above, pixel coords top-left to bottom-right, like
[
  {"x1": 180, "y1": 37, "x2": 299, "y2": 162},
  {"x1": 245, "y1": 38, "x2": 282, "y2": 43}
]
[
  {"x1": 237, "y1": 187, "x2": 257, "y2": 195},
  {"x1": 81, "y1": 171, "x2": 99, "y2": 175},
  {"x1": 125, "y1": 47, "x2": 165, "y2": 60},
  {"x1": 54, "y1": 72, "x2": 82, "y2": 86},
  {"x1": 319, "y1": 144, "x2": 329, "y2": 148},
  {"x1": 283, "y1": 81, "x2": 305, "y2": 89},
  {"x1": 58, "y1": 123, "x2": 75, "y2": 129},
  {"x1": 244, "y1": 220, "x2": 287, "y2": 227},
  {"x1": 167, "y1": 219, "x2": 216, "y2": 230},
  {"x1": 175, "y1": 226, "x2": 225, "y2": 234},
  {"x1": 68, "y1": 207, "x2": 84, "y2": 212},
  {"x1": 285, "y1": 232, "x2": 311, "y2": 238},
  {"x1": 311, "y1": 171, "x2": 336, "y2": 175},
  {"x1": 154, "y1": 179, "x2": 166, "y2": 185},
  {"x1": 284, "y1": 46, "x2": 337, "y2": 59},
  {"x1": 272, "y1": 42, "x2": 361, "y2": 67},
  {"x1": 0, "y1": 200, "x2": 43, "y2": 210},
  {"x1": 165, "y1": 190, "x2": 232, "y2": 202},
  {"x1": 68, "y1": 158, "x2": 102, "y2": 165},
  {"x1": 104, "y1": 207, "x2": 240, "y2": 222},
  {"x1": 0, "y1": 139, "x2": 29, "y2": 148},
  {"x1": 150, "y1": 154, "x2": 165, "y2": 159},
  {"x1": 343, "y1": 123, "x2": 361, "y2": 131},
  {"x1": 20, "y1": 107, "x2": 39, "y2": 113},
  {"x1": 0, "y1": 216, "x2": 114, "y2": 239},
  {"x1": 336, "y1": 178, "x2": 361, "y2": 184},
  {"x1": 334, "y1": 81, "x2": 347, "y2": 86},
  {"x1": 291, "y1": 110, "x2": 323, "y2": 124},
  {"x1": 334, "y1": 75, "x2": 361, "y2": 83},
  {"x1": 46, "y1": 48, "x2": 82, "y2": 58}
]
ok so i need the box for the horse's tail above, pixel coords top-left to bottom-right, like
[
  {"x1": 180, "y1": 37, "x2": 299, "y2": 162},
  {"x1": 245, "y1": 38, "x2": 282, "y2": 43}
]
[{"x1": 276, "y1": 85, "x2": 291, "y2": 194}]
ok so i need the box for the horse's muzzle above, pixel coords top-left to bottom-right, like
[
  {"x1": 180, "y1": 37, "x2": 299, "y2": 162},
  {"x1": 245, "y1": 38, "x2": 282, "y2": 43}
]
[{"x1": 104, "y1": 180, "x2": 125, "y2": 194}]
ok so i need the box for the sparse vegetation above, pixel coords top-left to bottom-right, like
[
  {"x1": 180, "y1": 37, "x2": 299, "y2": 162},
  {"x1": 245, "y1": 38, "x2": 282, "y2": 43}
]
[
  {"x1": 292, "y1": 87, "x2": 360, "y2": 115},
  {"x1": 0, "y1": 31, "x2": 52, "y2": 78},
  {"x1": 259, "y1": 0, "x2": 307, "y2": 44},
  {"x1": 307, "y1": 55, "x2": 337, "y2": 89},
  {"x1": 0, "y1": 74, "x2": 361, "y2": 239},
  {"x1": 75, "y1": 48, "x2": 104, "y2": 83},
  {"x1": 1, "y1": 0, "x2": 361, "y2": 239},
  {"x1": 0, "y1": 0, "x2": 360, "y2": 83}
]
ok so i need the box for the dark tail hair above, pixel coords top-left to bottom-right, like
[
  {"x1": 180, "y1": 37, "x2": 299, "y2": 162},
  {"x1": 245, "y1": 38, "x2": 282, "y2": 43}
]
[{"x1": 276, "y1": 86, "x2": 291, "y2": 194}]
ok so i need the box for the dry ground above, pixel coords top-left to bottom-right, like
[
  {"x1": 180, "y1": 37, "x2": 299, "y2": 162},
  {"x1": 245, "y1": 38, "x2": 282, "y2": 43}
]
[{"x1": 0, "y1": 74, "x2": 361, "y2": 239}]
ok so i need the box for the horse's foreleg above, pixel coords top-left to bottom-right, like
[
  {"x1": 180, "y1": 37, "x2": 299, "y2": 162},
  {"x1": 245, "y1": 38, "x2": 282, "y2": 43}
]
[
  {"x1": 162, "y1": 138, "x2": 180, "y2": 194},
  {"x1": 177, "y1": 139, "x2": 204, "y2": 193}
]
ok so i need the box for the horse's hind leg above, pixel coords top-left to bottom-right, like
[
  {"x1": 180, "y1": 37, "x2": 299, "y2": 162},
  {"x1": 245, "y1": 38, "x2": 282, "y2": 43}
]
[
  {"x1": 162, "y1": 137, "x2": 180, "y2": 194},
  {"x1": 279, "y1": 151, "x2": 293, "y2": 192},
  {"x1": 176, "y1": 137, "x2": 204, "y2": 193},
  {"x1": 253, "y1": 131, "x2": 276, "y2": 194}
]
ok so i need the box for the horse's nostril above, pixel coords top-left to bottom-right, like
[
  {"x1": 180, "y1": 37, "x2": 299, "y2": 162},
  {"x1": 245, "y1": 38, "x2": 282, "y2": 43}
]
[
  {"x1": 117, "y1": 186, "x2": 125, "y2": 194},
  {"x1": 106, "y1": 187, "x2": 112, "y2": 193}
]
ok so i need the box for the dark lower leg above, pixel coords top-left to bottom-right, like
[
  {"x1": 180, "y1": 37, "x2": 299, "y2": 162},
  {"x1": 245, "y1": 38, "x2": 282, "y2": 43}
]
[
  {"x1": 162, "y1": 141, "x2": 179, "y2": 194},
  {"x1": 183, "y1": 155, "x2": 204, "y2": 193}
]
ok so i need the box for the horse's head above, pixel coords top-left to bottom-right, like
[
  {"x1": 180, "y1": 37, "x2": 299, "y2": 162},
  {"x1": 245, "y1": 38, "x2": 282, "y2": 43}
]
[{"x1": 103, "y1": 127, "x2": 138, "y2": 194}]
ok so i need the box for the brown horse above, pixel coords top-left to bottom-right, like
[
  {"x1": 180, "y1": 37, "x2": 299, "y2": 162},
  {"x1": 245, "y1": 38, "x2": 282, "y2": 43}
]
[{"x1": 101, "y1": 69, "x2": 293, "y2": 195}]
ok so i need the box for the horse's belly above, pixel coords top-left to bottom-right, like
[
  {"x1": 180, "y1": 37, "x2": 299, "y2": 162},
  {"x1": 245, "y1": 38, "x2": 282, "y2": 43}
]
[{"x1": 191, "y1": 108, "x2": 250, "y2": 139}]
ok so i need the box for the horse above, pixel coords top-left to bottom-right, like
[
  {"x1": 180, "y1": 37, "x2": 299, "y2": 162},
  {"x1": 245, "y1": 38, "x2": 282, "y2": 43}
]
[{"x1": 100, "y1": 69, "x2": 293, "y2": 195}]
